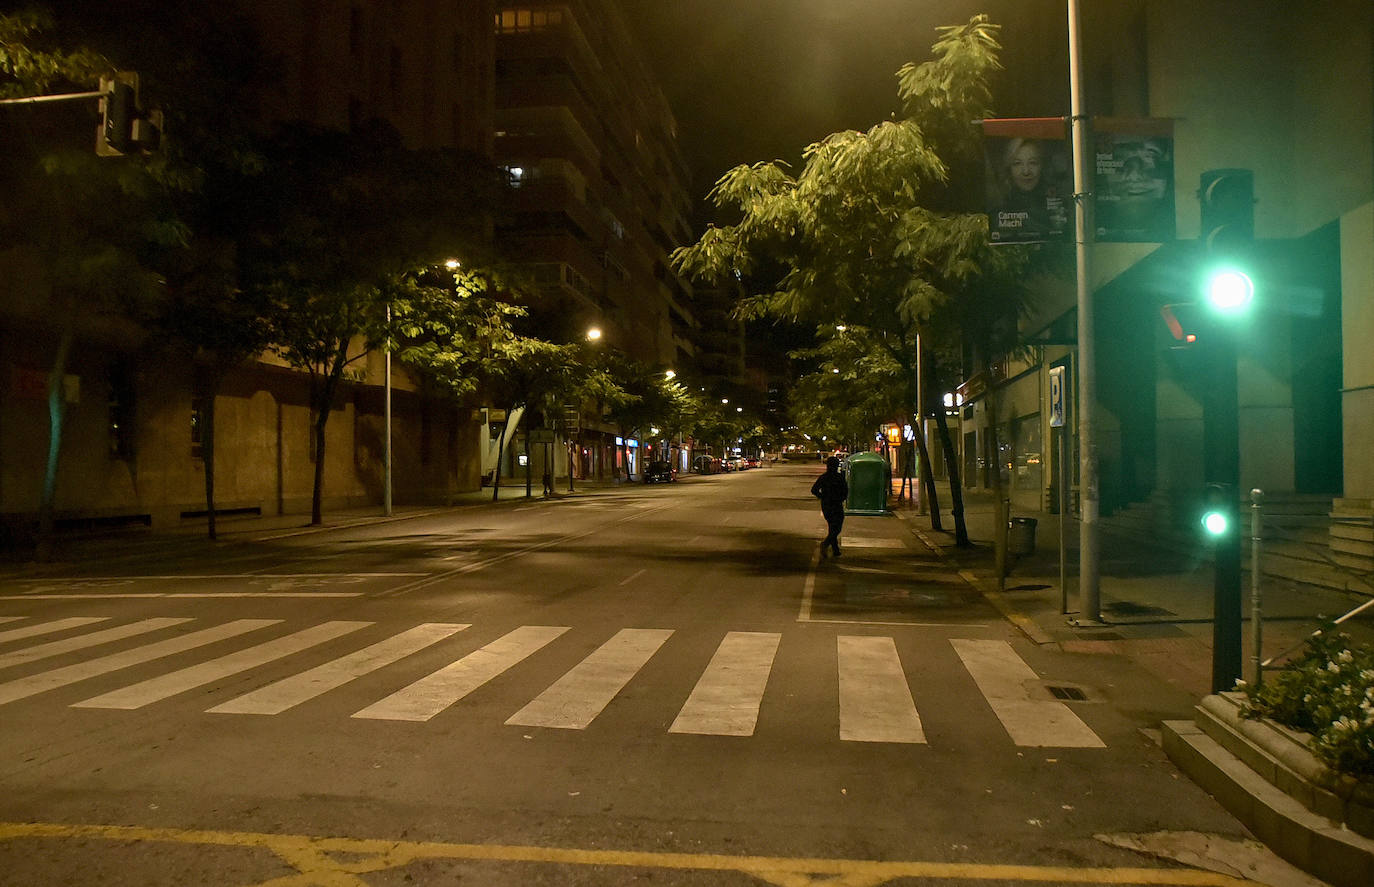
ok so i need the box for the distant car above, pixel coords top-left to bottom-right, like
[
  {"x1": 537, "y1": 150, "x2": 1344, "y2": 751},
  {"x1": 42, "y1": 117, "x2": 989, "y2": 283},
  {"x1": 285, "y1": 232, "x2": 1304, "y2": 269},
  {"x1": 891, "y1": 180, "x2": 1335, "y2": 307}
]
[
  {"x1": 745, "y1": 457, "x2": 760, "y2": 469},
  {"x1": 644, "y1": 460, "x2": 677, "y2": 483},
  {"x1": 693, "y1": 455, "x2": 719, "y2": 474}
]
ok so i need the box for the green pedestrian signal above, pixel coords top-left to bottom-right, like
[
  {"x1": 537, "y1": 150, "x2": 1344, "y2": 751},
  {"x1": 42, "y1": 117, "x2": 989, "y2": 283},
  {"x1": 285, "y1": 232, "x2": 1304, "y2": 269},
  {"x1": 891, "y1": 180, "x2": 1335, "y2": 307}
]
[
  {"x1": 1204, "y1": 267, "x2": 1254, "y2": 314},
  {"x1": 1201, "y1": 482, "x2": 1233, "y2": 538}
]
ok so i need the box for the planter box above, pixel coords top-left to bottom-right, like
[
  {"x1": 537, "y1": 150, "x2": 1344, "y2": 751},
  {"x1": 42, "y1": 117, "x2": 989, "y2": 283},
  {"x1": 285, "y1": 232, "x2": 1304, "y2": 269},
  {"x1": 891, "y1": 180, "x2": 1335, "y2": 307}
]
[{"x1": 1163, "y1": 693, "x2": 1374, "y2": 887}]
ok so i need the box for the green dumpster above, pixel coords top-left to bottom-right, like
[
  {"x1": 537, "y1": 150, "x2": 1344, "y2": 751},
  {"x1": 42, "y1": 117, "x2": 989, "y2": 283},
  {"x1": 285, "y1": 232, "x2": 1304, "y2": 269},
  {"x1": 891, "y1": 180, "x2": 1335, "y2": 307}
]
[{"x1": 846, "y1": 452, "x2": 890, "y2": 515}]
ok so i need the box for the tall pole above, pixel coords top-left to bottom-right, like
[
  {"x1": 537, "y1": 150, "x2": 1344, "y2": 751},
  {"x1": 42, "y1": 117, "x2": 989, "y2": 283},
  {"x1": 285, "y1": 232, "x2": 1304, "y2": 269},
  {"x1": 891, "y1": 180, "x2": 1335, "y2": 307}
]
[
  {"x1": 383, "y1": 303, "x2": 393, "y2": 517},
  {"x1": 916, "y1": 332, "x2": 927, "y2": 515},
  {"x1": 1068, "y1": 0, "x2": 1101, "y2": 622}
]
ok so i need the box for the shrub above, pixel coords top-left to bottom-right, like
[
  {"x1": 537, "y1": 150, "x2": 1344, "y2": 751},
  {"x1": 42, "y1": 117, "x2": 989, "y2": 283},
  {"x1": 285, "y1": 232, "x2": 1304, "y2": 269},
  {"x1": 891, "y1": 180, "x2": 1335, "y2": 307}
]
[{"x1": 1240, "y1": 624, "x2": 1374, "y2": 779}]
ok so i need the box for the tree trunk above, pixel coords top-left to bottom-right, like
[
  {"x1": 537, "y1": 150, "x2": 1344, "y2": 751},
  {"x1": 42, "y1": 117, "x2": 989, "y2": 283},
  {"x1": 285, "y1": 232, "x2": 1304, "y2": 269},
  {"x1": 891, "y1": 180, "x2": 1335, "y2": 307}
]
[
  {"x1": 36, "y1": 326, "x2": 75, "y2": 561},
  {"x1": 931, "y1": 402, "x2": 970, "y2": 546},
  {"x1": 492, "y1": 416, "x2": 508, "y2": 502},
  {"x1": 914, "y1": 429, "x2": 942, "y2": 531},
  {"x1": 310, "y1": 343, "x2": 349, "y2": 526}
]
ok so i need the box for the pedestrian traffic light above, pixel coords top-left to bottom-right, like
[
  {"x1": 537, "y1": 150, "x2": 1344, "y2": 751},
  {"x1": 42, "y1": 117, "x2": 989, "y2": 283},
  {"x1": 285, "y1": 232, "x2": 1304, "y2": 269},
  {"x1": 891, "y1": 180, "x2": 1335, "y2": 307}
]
[{"x1": 1201, "y1": 482, "x2": 1233, "y2": 538}]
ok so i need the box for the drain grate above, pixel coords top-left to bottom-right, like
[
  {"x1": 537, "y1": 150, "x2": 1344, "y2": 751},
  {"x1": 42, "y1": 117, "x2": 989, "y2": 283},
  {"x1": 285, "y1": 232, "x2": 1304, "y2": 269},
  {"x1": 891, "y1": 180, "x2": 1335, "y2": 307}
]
[{"x1": 1047, "y1": 685, "x2": 1088, "y2": 701}]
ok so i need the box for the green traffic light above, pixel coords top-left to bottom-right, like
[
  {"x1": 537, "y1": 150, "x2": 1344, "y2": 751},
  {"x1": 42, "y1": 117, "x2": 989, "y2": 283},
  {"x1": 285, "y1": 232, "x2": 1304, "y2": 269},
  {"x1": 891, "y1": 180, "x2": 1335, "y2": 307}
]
[
  {"x1": 1205, "y1": 268, "x2": 1254, "y2": 313},
  {"x1": 1202, "y1": 509, "x2": 1230, "y2": 537}
]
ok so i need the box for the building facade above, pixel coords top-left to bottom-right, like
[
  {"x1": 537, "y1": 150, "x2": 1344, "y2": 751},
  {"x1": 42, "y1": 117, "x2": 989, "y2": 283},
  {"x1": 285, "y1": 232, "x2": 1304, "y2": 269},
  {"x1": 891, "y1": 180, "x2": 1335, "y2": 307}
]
[
  {"x1": 0, "y1": 0, "x2": 699, "y2": 537},
  {"x1": 954, "y1": 1, "x2": 1372, "y2": 567}
]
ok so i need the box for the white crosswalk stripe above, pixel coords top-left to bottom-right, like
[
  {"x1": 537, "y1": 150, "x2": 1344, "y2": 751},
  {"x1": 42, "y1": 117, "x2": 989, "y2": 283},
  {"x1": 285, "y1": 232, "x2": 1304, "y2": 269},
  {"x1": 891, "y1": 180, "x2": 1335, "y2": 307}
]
[
  {"x1": 0, "y1": 618, "x2": 193, "y2": 670},
  {"x1": 73, "y1": 621, "x2": 372, "y2": 710},
  {"x1": 669, "y1": 631, "x2": 780, "y2": 737},
  {"x1": 352, "y1": 625, "x2": 569, "y2": 722},
  {"x1": 209, "y1": 623, "x2": 469, "y2": 715},
  {"x1": 0, "y1": 616, "x2": 1106, "y2": 748},
  {"x1": 0, "y1": 619, "x2": 279, "y2": 706},
  {"x1": 837, "y1": 636, "x2": 924, "y2": 743},
  {"x1": 0, "y1": 616, "x2": 112, "y2": 645},
  {"x1": 506, "y1": 628, "x2": 673, "y2": 729},
  {"x1": 949, "y1": 638, "x2": 1105, "y2": 748}
]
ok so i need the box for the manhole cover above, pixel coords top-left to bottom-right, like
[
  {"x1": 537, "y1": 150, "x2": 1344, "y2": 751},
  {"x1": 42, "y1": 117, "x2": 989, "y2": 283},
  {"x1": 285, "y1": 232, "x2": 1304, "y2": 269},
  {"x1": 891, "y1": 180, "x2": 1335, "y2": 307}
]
[{"x1": 1047, "y1": 685, "x2": 1088, "y2": 701}]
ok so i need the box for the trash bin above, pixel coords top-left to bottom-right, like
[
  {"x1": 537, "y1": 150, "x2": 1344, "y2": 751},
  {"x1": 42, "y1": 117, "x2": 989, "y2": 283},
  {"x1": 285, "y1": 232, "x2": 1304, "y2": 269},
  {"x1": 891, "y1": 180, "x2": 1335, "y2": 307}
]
[
  {"x1": 846, "y1": 452, "x2": 890, "y2": 515},
  {"x1": 1009, "y1": 517, "x2": 1038, "y2": 555}
]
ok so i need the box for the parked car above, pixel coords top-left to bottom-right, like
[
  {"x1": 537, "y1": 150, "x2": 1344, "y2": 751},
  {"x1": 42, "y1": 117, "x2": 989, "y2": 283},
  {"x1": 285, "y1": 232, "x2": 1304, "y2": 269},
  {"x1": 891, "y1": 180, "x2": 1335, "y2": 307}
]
[
  {"x1": 692, "y1": 455, "x2": 719, "y2": 474},
  {"x1": 644, "y1": 460, "x2": 677, "y2": 483}
]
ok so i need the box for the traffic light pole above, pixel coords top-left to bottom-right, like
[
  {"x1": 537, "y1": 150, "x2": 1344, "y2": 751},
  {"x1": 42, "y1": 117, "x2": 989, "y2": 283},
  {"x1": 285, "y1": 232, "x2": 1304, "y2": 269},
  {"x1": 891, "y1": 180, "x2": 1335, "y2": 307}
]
[{"x1": 1204, "y1": 329, "x2": 1243, "y2": 692}]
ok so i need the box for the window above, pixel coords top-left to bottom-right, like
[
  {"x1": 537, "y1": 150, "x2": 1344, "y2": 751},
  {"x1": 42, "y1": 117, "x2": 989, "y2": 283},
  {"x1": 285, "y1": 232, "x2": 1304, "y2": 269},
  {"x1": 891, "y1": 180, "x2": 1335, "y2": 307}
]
[
  {"x1": 190, "y1": 392, "x2": 206, "y2": 460},
  {"x1": 349, "y1": 6, "x2": 363, "y2": 56},
  {"x1": 108, "y1": 363, "x2": 134, "y2": 461},
  {"x1": 496, "y1": 7, "x2": 563, "y2": 34}
]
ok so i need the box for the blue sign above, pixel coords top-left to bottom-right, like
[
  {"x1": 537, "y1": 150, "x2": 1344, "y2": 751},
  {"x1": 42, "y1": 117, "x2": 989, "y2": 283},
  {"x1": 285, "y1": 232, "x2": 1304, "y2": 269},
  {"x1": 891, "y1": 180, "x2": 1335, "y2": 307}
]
[{"x1": 1049, "y1": 366, "x2": 1066, "y2": 428}]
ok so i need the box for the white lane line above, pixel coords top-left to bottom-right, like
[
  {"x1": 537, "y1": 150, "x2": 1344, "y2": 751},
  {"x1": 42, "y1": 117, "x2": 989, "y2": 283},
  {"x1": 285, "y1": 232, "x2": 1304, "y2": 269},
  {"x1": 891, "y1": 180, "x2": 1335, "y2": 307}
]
[
  {"x1": 949, "y1": 639, "x2": 1105, "y2": 748},
  {"x1": 669, "y1": 631, "x2": 780, "y2": 737},
  {"x1": 837, "y1": 636, "x2": 925, "y2": 744},
  {"x1": 0, "y1": 620, "x2": 279, "y2": 707},
  {"x1": 0, "y1": 617, "x2": 111, "y2": 645},
  {"x1": 506, "y1": 628, "x2": 674, "y2": 730},
  {"x1": 798, "y1": 547, "x2": 821, "y2": 621},
  {"x1": 73, "y1": 621, "x2": 373, "y2": 710},
  {"x1": 617, "y1": 568, "x2": 647, "y2": 587},
  {"x1": 0, "y1": 618, "x2": 194, "y2": 670},
  {"x1": 352, "y1": 626, "x2": 569, "y2": 722},
  {"x1": 0, "y1": 617, "x2": 25, "y2": 624},
  {"x1": 841, "y1": 538, "x2": 906, "y2": 549},
  {"x1": 208, "y1": 623, "x2": 469, "y2": 715}
]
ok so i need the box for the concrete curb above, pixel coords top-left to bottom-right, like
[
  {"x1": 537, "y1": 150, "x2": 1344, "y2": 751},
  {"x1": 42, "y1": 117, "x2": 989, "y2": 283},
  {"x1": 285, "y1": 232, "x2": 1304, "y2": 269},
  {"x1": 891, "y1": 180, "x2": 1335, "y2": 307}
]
[{"x1": 1163, "y1": 702, "x2": 1374, "y2": 887}]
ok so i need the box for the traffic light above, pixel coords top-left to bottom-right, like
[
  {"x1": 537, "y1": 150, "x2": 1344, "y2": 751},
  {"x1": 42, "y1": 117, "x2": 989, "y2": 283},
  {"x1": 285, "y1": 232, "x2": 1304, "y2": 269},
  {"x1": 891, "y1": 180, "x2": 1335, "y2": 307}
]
[
  {"x1": 1201, "y1": 482, "x2": 1233, "y2": 538},
  {"x1": 1199, "y1": 169, "x2": 1255, "y2": 314},
  {"x1": 97, "y1": 72, "x2": 161, "y2": 156}
]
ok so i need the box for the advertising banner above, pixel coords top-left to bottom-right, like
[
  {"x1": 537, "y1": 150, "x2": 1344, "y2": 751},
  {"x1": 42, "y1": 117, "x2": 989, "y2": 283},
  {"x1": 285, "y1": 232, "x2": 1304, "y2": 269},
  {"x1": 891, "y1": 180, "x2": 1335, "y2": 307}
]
[
  {"x1": 1093, "y1": 117, "x2": 1175, "y2": 243},
  {"x1": 981, "y1": 118, "x2": 1071, "y2": 244}
]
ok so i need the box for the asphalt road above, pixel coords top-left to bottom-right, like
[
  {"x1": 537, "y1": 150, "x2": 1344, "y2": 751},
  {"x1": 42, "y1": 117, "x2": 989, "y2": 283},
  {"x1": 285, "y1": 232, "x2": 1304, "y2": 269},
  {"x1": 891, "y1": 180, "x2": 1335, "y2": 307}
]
[{"x1": 0, "y1": 464, "x2": 1263, "y2": 886}]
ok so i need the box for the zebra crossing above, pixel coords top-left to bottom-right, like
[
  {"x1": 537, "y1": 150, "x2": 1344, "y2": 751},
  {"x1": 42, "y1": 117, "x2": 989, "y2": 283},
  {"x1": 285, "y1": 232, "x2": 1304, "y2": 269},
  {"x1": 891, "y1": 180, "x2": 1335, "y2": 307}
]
[{"x1": 0, "y1": 615, "x2": 1106, "y2": 748}]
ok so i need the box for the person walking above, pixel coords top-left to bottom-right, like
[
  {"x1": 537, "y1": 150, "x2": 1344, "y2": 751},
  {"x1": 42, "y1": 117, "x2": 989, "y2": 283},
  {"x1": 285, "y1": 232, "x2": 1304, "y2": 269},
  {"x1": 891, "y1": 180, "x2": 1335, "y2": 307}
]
[{"x1": 811, "y1": 456, "x2": 848, "y2": 557}]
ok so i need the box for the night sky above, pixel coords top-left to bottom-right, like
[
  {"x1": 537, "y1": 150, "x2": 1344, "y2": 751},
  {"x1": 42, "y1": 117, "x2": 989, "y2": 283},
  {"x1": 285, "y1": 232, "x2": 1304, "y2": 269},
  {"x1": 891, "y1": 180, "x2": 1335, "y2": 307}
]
[{"x1": 618, "y1": 0, "x2": 1073, "y2": 223}]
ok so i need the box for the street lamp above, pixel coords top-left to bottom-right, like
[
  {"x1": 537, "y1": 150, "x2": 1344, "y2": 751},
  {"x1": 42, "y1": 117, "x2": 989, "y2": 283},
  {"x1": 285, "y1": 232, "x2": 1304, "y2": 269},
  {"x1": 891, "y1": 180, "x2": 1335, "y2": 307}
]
[{"x1": 586, "y1": 327, "x2": 602, "y2": 342}]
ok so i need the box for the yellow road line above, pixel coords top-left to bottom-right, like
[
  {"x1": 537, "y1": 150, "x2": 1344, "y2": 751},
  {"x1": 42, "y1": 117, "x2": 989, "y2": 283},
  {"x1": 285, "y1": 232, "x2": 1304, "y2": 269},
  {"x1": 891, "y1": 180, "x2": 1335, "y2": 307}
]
[{"x1": 0, "y1": 821, "x2": 1256, "y2": 886}]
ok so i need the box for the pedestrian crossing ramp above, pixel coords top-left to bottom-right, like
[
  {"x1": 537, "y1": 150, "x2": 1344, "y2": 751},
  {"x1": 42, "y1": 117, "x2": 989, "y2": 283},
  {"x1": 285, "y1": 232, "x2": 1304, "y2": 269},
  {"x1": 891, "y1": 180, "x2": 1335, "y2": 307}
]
[{"x1": 0, "y1": 615, "x2": 1104, "y2": 748}]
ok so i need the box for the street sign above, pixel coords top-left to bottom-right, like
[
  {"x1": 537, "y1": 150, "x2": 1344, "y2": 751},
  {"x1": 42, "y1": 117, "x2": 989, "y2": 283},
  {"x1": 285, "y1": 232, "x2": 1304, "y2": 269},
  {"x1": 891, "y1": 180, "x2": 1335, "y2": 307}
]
[
  {"x1": 1049, "y1": 366, "x2": 1066, "y2": 428},
  {"x1": 529, "y1": 428, "x2": 555, "y2": 444},
  {"x1": 486, "y1": 408, "x2": 507, "y2": 424}
]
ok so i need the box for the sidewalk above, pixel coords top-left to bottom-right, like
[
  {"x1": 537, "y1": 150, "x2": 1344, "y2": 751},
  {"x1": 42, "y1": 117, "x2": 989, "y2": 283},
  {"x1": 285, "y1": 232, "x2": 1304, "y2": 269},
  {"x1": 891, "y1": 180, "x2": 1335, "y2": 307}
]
[{"x1": 892, "y1": 487, "x2": 1374, "y2": 698}]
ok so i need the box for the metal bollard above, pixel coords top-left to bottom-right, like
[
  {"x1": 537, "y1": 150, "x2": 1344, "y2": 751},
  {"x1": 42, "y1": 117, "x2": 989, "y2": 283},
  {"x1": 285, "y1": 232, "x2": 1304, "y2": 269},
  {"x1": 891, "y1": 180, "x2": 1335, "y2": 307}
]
[{"x1": 1250, "y1": 488, "x2": 1264, "y2": 687}]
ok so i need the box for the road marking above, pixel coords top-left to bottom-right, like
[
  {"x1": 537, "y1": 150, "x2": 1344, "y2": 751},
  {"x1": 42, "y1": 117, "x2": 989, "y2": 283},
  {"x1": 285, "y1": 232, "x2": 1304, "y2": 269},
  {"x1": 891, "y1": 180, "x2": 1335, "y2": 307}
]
[
  {"x1": 380, "y1": 504, "x2": 673, "y2": 596},
  {"x1": 11, "y1": 573, "x2": 425, "y2": 583},
  {"x1": 798, "y1": 547, "x2": 821, "y2": 621},
  {"x1": 73, "y1": 621, "x2": 372, "y2": 710},
  {"x1": 0, "y1": 616, "x2": 110, "y2": 645},
  {"x1": 0, "y1": 593, "x2": 364, "y2": 600},
  {"x1": 669, "y1": 631, "x2": 779, "y2": 737},
  {"x1": 353, "y1": 625, "x2": 569, "y2": 722},
  {"x1": 0, "y1": 618, "x2": 193, "y2": 670},
  {"x1": 0, "y1": 620, "x2": 279, "y2": 706},
  {"x1": 506, "y1": 628, "x2": 673, "y2": 729},
  {"x1": 0, "y1": 617, "x2": 23, "y2": 623},
  {"x1": 208, "y1": 623, "x2": 469, "y2": 715},
  {"x1": 617, "y1": 568, "x2": 647, "y2": 587},
  {"x1": 0, "y1": 821, "x2": 1256, "y2": 885},
  {"x1": 837, "y1": 636, "x2": 925, "y2": 743},
  {"x1": 841, "y1": 538, "x2": 907, "y2": 549},
  {"x1": 950, "y1": 639, "x2": 1105, "y2": 748}
]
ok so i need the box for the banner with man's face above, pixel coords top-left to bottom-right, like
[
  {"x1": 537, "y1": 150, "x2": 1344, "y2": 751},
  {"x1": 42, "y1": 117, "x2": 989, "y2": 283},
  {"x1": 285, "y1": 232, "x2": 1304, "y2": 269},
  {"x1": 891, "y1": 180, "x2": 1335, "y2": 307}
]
[
  {"x1": 1093, "y1": 118, "x2": 1176, "y2": 243},
  {"x1": 981, "y1": 118, "x2": 1072, "y2": 245}
]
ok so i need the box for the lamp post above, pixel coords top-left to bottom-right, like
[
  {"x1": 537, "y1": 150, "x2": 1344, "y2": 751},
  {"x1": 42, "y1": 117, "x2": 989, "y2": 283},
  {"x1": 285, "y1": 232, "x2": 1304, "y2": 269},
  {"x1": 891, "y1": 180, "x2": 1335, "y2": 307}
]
[
  {"x1": 383, "y1": 303, "x2": 392, "y2": 516},
  {"x1": 1067, "y1": 0, "x2": 1102, "y2": 623}
]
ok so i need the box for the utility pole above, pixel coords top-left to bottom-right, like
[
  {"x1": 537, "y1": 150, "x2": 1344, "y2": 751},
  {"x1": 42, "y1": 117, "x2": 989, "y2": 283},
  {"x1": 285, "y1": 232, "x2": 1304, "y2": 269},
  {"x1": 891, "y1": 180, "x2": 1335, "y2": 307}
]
[{"x1": 1067, "y1": 0, "x2": 1102, "y2": 622}]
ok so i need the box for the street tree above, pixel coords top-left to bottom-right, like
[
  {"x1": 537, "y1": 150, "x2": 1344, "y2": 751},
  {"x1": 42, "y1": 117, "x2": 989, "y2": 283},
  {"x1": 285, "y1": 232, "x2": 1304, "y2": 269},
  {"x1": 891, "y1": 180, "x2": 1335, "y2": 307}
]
[
  {"x1": 0, "y1": 9, "x2": 165, "y2": 555},
  {"x1": 673, "y1": 15, "x2": 1025, "y2": 546},
  {"x1": 243, "y1": 120, "x2": 500, "y2": 524}
]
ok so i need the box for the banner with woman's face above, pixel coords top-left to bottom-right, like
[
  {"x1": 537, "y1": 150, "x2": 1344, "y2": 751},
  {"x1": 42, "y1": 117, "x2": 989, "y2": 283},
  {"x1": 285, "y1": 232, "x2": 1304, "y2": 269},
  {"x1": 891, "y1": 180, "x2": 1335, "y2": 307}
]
[{"x1": 981, "y1": 118, "x2": 1072, "y2": 244}]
